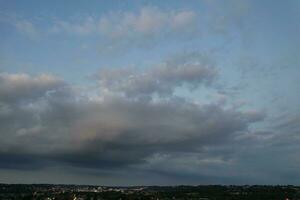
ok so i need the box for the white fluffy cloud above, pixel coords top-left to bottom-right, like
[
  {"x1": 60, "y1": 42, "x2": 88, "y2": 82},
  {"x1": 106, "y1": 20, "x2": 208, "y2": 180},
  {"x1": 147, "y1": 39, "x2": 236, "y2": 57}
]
[{"x1": 95, "y1": 62, "x2": 217, "y2": 98}]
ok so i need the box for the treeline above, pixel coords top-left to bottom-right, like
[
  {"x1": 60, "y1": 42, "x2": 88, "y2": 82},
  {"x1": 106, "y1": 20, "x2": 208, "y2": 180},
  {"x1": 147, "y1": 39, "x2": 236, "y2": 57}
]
[{"x1": 0, "y1": 184, "x2": 300, "y2": 200}]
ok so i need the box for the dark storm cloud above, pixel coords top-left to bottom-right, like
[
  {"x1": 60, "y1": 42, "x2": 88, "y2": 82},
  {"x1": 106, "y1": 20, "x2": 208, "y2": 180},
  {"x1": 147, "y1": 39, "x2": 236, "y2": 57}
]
[
  {"x1": 0, "y1": 152, "x2": 48, "y2": 170},
  {"x1": 0, "y1": 71, "x2": 263, "y2": 173},
  {"x1": 56, "y1": 98, "x2": 258, "y2": 169}
]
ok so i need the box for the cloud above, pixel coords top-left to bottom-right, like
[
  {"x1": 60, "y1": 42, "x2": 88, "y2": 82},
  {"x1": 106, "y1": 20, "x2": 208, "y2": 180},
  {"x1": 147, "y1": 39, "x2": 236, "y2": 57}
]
[
  {"x1": 2, "y1": 70, "x2": 299, "y2": 184},
  {"x1": 95, "y1": 61, "x2": 217, "y2": 98},
  {"x1": 99, "y1": 7, "x2": 197, "y2": 38},
  {"x1": 0, "y1": 71, "x2": 262, "y2": 174},
  {"x1": 13, "y1": 19, "x2": 40, "y2": 39},
  {"x1": 204, "y1": 0, "x2": 252, "y2": 35},
  {"x1": 0, "y1": 73, "x2": 64, "y2": 103},
  {"x1": 0, "y1": 57, "x2": 297, "y2": 184},
  {"x1": 50, "y1": 16, "x2": 97, "y2": 35},
  {"x1": 49, "y1": 7, "x2": 197, "y2": 38},
  {"x1": 0, "y1": 13, "x2": 40, "y2": 39},
  {"x1": 0, "y1": 1, "x2": 299, "y2": 185}
]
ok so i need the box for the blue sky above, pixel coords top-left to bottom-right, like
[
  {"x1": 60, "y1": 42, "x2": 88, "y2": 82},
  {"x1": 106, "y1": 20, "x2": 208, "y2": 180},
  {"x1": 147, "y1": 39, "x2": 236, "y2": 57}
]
[{"x1": 0, "y1": 0, "x2": 300, "y2": 185}]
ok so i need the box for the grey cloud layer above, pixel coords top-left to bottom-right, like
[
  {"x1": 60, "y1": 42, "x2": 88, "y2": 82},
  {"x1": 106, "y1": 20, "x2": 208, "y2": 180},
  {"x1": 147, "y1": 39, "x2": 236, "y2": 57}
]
[
  {"x1": 0, "y1": 73, "x2": 64, "y2": 103},
  {"x1": 1, "y1": 1, "x2": 299, "y2": 185},
  {"x1": 1, "y1": 55, "x2": 298, "y2": 184},
  {"x1": 0, "y1": 69, "x2": 262, "y2": 177}
]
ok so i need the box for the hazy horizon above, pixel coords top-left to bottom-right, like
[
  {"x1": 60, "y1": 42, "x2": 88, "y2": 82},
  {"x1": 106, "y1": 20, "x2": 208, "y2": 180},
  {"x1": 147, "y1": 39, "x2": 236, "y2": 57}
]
[{"x1": 0, "y1": 0, "x2": 299, "y2": 185}]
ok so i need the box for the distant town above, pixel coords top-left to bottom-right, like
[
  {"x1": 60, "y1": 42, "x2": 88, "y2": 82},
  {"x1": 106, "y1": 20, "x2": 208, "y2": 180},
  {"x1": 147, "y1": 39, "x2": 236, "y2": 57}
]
[{"x1": 0, "y1": 184, "x2": 299, "y2": 200}]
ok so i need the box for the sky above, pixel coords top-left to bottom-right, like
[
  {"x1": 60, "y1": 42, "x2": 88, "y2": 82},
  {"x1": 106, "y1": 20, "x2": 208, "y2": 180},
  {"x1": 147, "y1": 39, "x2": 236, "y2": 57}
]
[{"x1": 0, "y1": 0, "x2": 299, "y2": 185}]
